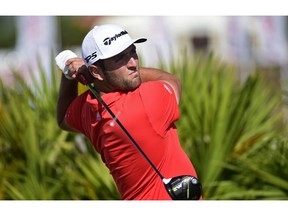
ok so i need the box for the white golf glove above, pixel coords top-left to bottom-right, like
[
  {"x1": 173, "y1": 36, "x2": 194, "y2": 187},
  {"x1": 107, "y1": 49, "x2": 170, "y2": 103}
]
[{"x1": 55, "y1": 50, "x2": 78, "y2": 80}]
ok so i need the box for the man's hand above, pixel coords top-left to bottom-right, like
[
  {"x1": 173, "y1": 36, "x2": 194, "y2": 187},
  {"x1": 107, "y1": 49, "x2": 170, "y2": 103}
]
[
  {"x1": 65, "y1": 58, "x2": 90, "y2": 85},
  {"x1": 55, "y1": 50, "x2": 78, "y2": 79},
  {"x1": 55, "y1": 50, "x2": 94, "y2": 85}
]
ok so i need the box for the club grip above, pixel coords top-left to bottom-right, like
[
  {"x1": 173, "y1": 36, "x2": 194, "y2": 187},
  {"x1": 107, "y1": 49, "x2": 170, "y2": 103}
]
[{"x1": 76, "y1": 74, "x2": 88, "y2": 85}]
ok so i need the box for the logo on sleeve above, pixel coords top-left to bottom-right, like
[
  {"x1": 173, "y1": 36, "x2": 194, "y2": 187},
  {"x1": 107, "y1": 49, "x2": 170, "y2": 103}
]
[{"x1": 163, "y1": 83, "x2": 173, "y2": 94}]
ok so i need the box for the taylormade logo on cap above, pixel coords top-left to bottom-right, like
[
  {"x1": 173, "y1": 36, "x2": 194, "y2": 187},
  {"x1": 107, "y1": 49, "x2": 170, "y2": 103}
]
[
  {"x1": 81, "y1": 24, "x2": 147, "y2": 66},
  {"x1": 103, "y1": 30, "x2": 128, "y2": 45}
]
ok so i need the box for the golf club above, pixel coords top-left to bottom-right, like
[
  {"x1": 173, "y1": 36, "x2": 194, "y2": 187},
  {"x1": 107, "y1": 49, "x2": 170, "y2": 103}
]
[{"x1": 55, "y1": 50, "x2": 202, "y2": 200}]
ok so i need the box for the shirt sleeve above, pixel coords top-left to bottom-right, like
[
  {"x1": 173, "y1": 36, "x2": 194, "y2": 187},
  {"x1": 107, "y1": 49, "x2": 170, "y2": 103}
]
[
  {"x1": 139, "y1": 81, "x2": 180, "y2": 136},
  {"x1": 65, "y1": 92, "x2": 88, "y2": 134}
]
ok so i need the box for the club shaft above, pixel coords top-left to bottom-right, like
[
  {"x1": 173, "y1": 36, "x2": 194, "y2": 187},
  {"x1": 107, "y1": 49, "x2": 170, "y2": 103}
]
[{"x1": 86, "y1": 83, "x2": 165, "y2": 180}]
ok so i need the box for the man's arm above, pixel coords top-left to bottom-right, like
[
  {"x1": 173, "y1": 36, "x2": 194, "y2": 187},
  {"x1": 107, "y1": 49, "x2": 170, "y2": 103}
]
[
  {"x1": 56, "y1": 57, "x2": 88, "y2": 132},
  {"x1": 139, "y1": 67, "x2": 182, "y2": 104},
  {"x1": 56, "y1": 74, "x2": 78, "y2": 131}
]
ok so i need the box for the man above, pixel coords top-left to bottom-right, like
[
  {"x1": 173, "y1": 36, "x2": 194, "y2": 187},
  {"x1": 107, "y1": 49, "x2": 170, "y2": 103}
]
[{"x1": 56, "y1": 24, "x2": 200, "y2": 200}]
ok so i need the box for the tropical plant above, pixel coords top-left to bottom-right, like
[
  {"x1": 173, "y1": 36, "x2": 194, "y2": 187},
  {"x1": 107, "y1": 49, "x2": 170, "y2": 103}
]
[
  {"x1": 0, "y1": 51, "x2": 287, "y2": 200},
  {"x1": 0, "y1": 54, "x2": 119, "y2": 200},
  {"x1": 163, "y1": 52, "x2": 288, "y2": 199}
]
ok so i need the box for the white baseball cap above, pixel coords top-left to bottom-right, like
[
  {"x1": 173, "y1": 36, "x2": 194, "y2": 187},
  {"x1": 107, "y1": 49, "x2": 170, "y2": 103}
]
[{"x1": 81, "y1": 24, "x2": 147, "y2": 66}]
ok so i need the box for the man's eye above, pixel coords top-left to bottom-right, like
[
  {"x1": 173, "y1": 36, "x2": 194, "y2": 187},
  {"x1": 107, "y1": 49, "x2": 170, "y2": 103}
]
[{"x1": 115, "y1": 55, "x2": 125, "y2": 62}]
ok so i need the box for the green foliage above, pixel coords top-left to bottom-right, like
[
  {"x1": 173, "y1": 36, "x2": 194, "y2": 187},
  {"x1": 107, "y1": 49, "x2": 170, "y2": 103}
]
[
  {"x1": 58, "y1": 17, "x2": 91, "y2": 49},
  {"x1": 0, "y1": 17, "x2": 16, "y2": 48},
  {"x1": 165, "y1": 53, "x2": 288, "y2": 199},
  {"x1": 0, "y1": 53, "x2": 119, "y2": 200},
  {"x1": 220, "y1": 134, "x2": 288, "y2": 200},
  {"x1": 0, "y1": 51, "x2": 287, "y2": 200}
]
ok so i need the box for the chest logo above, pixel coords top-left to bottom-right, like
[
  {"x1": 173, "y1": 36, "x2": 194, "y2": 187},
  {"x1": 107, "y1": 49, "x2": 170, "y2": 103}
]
[{"x1": 96, "y1": 111, "x2": 101, "y2": 121}]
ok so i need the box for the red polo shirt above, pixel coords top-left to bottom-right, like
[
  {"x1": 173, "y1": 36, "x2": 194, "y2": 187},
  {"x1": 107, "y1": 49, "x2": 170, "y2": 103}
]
[{"x1": 66, "y1": 81, "x2": 198, "y2": 200}]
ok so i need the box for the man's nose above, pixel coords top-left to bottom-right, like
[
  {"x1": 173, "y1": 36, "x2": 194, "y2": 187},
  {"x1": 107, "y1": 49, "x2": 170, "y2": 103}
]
[{"x1": 127, "y1": 55, "x2": 138, "y2": 67}]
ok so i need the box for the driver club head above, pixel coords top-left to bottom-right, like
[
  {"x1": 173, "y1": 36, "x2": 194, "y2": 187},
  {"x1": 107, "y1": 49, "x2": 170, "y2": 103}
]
[{"x1": 164, "y1": 175, "x2": 202, "y2": 200}]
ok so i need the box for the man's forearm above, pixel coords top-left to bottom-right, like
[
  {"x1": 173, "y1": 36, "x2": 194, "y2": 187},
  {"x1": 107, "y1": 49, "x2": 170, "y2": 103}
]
[{"x1": 56, "y1": 74, "x2": 78, "y2": 130}]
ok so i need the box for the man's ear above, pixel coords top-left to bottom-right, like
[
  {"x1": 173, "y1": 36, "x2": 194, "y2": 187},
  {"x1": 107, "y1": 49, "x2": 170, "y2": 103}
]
[{"x1": 88, "y1": 65, "x2": 104, "y2": 81}]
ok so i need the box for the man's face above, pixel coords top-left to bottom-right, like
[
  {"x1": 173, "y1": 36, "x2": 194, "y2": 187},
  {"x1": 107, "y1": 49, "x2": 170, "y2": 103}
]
[{"x1": 102, "y1": 44, "x2": 142, "y2": 91}]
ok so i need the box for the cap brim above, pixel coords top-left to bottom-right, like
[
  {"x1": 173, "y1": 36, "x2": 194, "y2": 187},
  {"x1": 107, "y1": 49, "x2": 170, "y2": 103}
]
[{"x1": 134, "y1": 37, "x2": 147, "y2": 43}]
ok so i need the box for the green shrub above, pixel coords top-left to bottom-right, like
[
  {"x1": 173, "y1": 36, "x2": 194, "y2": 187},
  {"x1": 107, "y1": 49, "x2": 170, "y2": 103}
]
[
  {"x1": 166, "y1": 53, "x2": 288, "y2": 199},
  {"x1": 0, "y1": 51, "x2": 287, "y2": 200}
]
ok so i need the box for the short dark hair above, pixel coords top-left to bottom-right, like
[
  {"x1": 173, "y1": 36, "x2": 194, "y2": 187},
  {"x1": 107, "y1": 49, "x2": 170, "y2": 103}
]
[{"x1": 93, "y1": 60, "x2": 105, "y2": 71}]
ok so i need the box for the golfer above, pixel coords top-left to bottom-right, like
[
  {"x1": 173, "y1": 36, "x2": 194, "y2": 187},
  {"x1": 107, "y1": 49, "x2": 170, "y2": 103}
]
[{"x1": 56, "y1": 24, "x2": 200, "y2": 200}]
